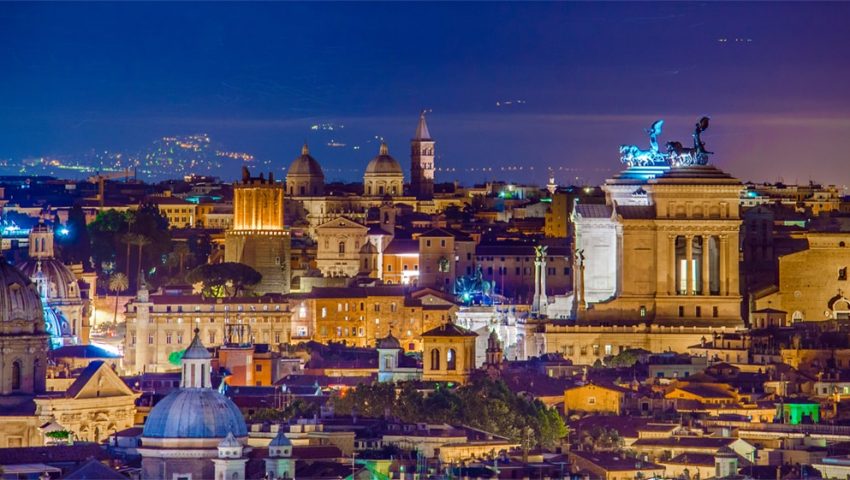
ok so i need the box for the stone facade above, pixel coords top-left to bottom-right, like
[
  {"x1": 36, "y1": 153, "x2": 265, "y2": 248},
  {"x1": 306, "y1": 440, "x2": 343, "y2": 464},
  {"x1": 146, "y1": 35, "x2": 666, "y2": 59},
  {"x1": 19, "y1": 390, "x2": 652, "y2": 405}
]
[
  {"x1": 422, "y1": 323, "x2": 477, "y2": 385},
  {"x1": 124, "y1": 289, "x2": 292, "y2": 374},
  {"x1": 225, "y1": 168, "x2": 291, "y2": 295},
  {"x1": 307, "y1": 287, "x2": 455, "y2": 351},
  {"x1": 755, "y1": 232, "x2": 850, "y2": 322},
  {"x1": 410, "y1": 112, "x2": 435, "y2": 200},
  {"x1": 418, "y1": 229, "x2": 475, "y2": 292},
  {"x1": 572, "y1": 164, "x2": 745, "y2": 328},
  {"x1": 315, "y1": 217, "x2": 369, "y2": 278}
]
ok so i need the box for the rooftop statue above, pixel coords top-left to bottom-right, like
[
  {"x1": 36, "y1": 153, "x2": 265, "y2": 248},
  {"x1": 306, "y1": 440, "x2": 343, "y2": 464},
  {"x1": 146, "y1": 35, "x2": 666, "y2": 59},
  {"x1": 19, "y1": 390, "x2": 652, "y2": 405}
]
[
  {"x1": 666, "y1": 116, "x2": 713, "y2": 166},
  {"x1": 619, "y1": 120, "x2": 667, "y2": 167},
  {"x1": 454, "y1": 265, "x2": 493, "y2": 306}
]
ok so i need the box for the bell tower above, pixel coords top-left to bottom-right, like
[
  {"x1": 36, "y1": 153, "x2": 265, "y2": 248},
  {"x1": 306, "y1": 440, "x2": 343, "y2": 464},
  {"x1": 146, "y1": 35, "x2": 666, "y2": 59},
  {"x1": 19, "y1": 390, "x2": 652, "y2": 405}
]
[{"x1": 410, "y1": 111, "x2": 435, "y2": 200}]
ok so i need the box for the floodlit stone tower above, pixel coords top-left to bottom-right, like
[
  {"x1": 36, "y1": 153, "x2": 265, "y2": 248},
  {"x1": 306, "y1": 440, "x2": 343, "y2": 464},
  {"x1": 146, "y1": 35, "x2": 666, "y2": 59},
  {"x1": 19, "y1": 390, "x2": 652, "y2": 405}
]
[{"x1": 225, "y1": 167, "x2": 291, "y2": 294}]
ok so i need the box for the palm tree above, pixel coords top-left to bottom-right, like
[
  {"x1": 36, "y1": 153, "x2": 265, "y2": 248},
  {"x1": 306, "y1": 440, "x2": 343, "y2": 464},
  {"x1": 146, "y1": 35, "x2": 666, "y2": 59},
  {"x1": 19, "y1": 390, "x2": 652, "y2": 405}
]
[
  {"x1": 174, "y1": 242, "x2": 190, "y2": 275},
  {"x1": 120, "y1": 233, "x2": 135, "y2": 276},
  {"x1": 109, "y1": 273, "x2": 129, "y2": 326},
  {"x1": 126, "y1": 234, "x2": 150, "y2": 288}
]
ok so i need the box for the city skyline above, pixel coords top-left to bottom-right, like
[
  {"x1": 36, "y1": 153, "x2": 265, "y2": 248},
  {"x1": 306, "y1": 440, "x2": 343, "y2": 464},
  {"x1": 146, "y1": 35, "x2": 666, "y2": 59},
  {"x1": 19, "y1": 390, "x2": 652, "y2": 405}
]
[{"x1": 2, "y1": 2, "x2": 850, "y2": 185}]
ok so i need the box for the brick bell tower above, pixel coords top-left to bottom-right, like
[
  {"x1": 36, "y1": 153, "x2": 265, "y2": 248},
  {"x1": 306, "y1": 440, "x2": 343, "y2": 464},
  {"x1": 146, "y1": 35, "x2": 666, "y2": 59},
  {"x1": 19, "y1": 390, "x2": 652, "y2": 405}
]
[{"x1": 410, "y1": 111, "x2": 435, "y2": 200}]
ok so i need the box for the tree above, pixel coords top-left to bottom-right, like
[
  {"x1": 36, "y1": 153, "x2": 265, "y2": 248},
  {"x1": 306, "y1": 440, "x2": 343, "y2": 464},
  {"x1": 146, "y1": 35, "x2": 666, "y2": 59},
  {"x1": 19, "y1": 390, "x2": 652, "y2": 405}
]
[
  {"x1": 330, "y1": 377, "x2": 567, "y2": 450},
  {"x1": 57, "y1": 204, "x2": 92, "y2": 267},
  {"x1": 89, "y1": 209, "x2": 132, "y2": 282},
  {"x1": 108, "y1": 273, "x2": 129, "y2": 325},
  {"x1": 186, "y1": 262, "x2": 262, "y2": 297}
]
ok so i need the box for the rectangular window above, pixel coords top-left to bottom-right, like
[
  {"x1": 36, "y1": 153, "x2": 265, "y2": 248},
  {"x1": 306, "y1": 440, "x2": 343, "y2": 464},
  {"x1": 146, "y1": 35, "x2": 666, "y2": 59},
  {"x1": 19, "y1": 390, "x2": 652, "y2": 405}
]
[
  {"x1": 695, "y1": 306, "x2": 702, "y2": 318},
  {"x1": 639, "y1": 305, "x2": 647, "y2": 317},
  {"x1": 256, "y1": 364, "x2": 262, "y2": 372},
  {"x1": 840, "y1": 267, "x2": 847, "y2": 281},
  {"x1": 592, "y1": 344, "x2": 600, "y2": 356},
  {"x1": 426, "y1": 240, "x2": 431, "y2": 247},
  {"x1": 166, "y1": 334, "x2": 172, "y2": 344},
  {"x1": 148, "y1": 334, "x2": 154, "y2": 345},
  {"x1": 678, "y1": 306, "x2": 685, "y2": 317},
  {"x1": 713, "y1": 306, "x2": 719, "y2": 318},
  {"x1": 321, "y1": 307, "x2": 327, "y2": 318},
  {"x1": 604, "y1": 344, "x2": 612, "y2": 356}
]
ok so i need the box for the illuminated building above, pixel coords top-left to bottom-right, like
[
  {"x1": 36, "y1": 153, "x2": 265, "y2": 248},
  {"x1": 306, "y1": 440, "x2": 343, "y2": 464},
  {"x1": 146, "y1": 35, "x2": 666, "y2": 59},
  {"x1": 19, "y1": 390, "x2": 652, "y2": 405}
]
[
  {"x1": 17, "y1": 221, "x2": 89, "y2": 346},
  {"x1": 754, "y1": 232, "x2": 850, "y2": 322},
  {"x1": 314, "y1": 216, "x2": 369, "y2": 278},
  {"x1": 225, "y1": 167, "x2": 291, "y2": 294},
  {"x1": 410, "y1": 112, "x2": 435, "y2": 200},
  {"x1": 0, "y1": 257, "x2": 49, "y2": 446},
  {"x1": 421, "y1": 322, "x2": 477, "y2": 385},
  {"x1": 538, "y1": 119, "x2": 745, "y2": 362},
  {"x1": 303, "y1": 286, "x2": 455, "y2": 351},
  {"x1": 147, "y1": 195, "x2": 197, "y2": 228},
  {"x1": 138, "y1": 329, "x2": 249, "y2": 480},
  {"x1": 417, "y1": 228, "x2": 475, "y2": 291},
  {"x1": 543, "y1": 190, "x2": 570, "y2": 238},
  {"x1": 123, "y1": 283, "x2": 292, "y2": 374},
  {"x1": 363, "y1": 142, "x2": 404, "y2": 197}
]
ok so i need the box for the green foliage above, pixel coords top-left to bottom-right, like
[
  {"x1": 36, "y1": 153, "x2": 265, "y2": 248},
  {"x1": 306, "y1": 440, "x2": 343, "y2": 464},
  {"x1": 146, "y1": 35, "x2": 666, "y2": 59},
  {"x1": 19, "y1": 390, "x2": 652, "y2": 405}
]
[
  {"x1": 605, "y1": 348, "x2": 641, "y2": 368},
  {"x1": 56, "y1": 205, "x2": 92, "y2": 267},
  {"x1": 331, "y1": 378, "x2": 567, "y2": 450},
  {"x1": 88, "y1": 204, "x2": 173, "y2": 290},
  {"x1": 168, "y1": 349, "x2": 185, "y2": 366},
  {"x1": 186, "y1": 262, "x2": 262, "y2": 297},
  {"x1": 45, "y1": 430, "x2": 72, "y2": 439},
  {"x1": 577, "y1": 426, "x2": 624, "y2": 451},
  {"x1": 246, "y1": 399, "x2": 319, "y2": 422}
]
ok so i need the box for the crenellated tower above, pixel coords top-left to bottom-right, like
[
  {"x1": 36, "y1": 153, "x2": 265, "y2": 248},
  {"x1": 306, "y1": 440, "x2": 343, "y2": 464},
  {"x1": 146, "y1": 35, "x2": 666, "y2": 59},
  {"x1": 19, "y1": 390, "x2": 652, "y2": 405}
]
[{"x1": 225, "y1": 167, "x2": 291, "y2": 294}]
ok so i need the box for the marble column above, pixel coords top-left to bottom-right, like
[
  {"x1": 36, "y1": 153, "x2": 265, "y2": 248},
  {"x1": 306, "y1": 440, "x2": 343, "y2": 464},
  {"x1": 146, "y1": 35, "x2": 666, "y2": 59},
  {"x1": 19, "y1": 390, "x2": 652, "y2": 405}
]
[
  {"x1": 701, "y1": 235, "x2": 711, "y2": 296},
  {"x1": 719, "y1": 235, "x2": 728, "y2": 296},
  {"x1": 668, "y1": 234, "x2": 676, "y2": 296},
  {"x1": 685, "y1": 234, "x2": 694, "y2": 295}
]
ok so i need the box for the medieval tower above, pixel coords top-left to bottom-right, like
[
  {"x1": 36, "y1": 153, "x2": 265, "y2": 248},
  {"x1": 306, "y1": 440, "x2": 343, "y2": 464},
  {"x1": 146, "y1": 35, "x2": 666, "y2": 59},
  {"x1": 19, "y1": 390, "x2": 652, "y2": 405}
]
[{"x1": 225, "y1": 167, "x2": 291, "y2": 294}]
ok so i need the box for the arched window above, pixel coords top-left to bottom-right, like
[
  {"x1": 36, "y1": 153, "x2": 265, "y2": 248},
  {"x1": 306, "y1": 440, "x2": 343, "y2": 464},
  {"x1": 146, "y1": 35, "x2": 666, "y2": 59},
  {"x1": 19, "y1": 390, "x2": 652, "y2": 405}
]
[
  {"x1": 792, "y1": 311, "x2": 803, "y2": 322},
  {"x1": 11, "y1": 360, "x2": 22, "y2": 391},
  {"x1": 430, "y1": 348, "x2": 440, "y2": 370},
  {"x1": 338, "y1": 241, "x2": 345, "y2": 255},
  {"x1": 447, "y1": 348, "x2": 457, "y2": 371}
]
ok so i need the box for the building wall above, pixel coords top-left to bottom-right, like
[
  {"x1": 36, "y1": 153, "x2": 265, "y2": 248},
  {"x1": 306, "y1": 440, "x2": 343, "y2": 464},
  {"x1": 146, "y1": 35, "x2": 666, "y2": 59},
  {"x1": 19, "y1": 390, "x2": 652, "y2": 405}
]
[
  {"x1": 755, "y1": 233, "x2": 850, "y2": 321},
  {"x1": 422, "y1": 335, "x2": 476, "y2": 384},
  {"x1": 564, "y1": 384, "x2": 624, "y2": 414},
  {"x1": 124, "y1": 297, "x2": 292, "y2": 374},
  {"x1": 544, "y1": 192, "x2": 570, "y2": 238},
  {"x1": 315, "y1": 218, "x2": 368, "y2": 278},
  {"x1": 310, "y1": 295, "x2": 452, "y2": 351}
]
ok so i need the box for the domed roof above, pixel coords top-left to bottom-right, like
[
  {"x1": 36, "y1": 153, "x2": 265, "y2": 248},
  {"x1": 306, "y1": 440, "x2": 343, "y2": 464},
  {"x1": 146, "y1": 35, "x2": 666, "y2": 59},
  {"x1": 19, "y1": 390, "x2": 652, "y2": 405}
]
[
  {"x1": 359, "y1": 241, "x2": 378, "y2": 255},
  {"x1": 182, "y1": 328, "x2": 212, "y2": 360},
  {"x1": 0, "y1": 258, "x2": 46, "y2": 335},
  {"x1": 142, "y1": 388, "x2": 248, "y2": 439},
  {"x1": 377, "y1": 333, "x2": 401, "y2": 350},
  {"x1": 365, "y1": 143, "x2": 403, "y2": 176},
  {"x1": 288, "y1": 144, "x2": 325, "y2": 178},
  {"x1": 17, "y1": 259, "x2": 80, "y2": 303},
  {"x1": 218, "y1": 431, "x2": 241, "y2": 448},
  {"x1": 269, "y1": 429, "x2": 292, "y2": 447}
]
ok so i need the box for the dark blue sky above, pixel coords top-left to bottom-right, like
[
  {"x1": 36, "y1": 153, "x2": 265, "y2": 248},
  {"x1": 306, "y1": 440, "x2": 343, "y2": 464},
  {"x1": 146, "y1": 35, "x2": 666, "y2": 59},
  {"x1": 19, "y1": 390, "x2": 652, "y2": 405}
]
[{"x1": 2, "y1": 2, "x2": 850, "y2": 185}]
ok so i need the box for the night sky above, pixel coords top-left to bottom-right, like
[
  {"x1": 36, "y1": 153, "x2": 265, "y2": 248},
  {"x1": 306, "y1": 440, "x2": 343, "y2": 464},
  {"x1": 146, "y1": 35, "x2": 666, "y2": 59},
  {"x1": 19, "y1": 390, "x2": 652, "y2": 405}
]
[{"x1": 2, "y1": 2, "x2": 850, "y2": 186}]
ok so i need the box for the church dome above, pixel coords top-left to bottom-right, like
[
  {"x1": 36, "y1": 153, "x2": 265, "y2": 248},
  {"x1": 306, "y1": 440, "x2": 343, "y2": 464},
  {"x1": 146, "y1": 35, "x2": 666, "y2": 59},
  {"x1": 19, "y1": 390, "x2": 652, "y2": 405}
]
[
  {"x1": 377, "y1": 333, "x2": 401, "y2": 350},
  {"x1": 288, "y1": 144, "x2": 324, "y2": 178},
  {"x1": 142, "y1": 389, "x2": 248, "y2": 439},
  {"x1": 17, "y1": 259, "x2": 80, "y2": 302},
  {"x1": 0, "y1": 258, "x2": 46, "y2": 335},
  {"x1": 365, "y1": 143, "x2": 403, "y2": 176}
]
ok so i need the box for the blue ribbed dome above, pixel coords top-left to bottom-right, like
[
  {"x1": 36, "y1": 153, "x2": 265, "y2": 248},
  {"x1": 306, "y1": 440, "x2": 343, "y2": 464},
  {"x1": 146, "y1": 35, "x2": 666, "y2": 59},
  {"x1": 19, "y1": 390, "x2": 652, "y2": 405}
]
[{"x1": 142, "y1": 389, "x2": 247, "y2": 439}]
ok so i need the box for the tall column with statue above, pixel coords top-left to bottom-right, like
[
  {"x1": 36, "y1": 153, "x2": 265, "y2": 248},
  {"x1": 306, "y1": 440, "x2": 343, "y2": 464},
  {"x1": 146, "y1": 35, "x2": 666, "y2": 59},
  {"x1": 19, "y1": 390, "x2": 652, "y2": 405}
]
[{"x1": 532, "y1": 246, "x2": 549, "y2": 316}]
